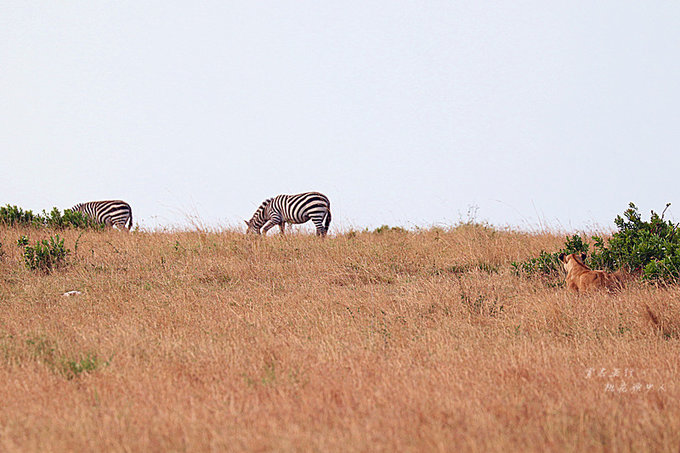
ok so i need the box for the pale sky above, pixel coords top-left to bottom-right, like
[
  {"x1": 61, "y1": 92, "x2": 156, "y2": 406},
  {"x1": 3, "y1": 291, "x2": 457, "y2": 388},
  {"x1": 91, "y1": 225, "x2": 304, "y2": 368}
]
[{"x1": 2, "y1": 2, "x2": 679, "y2": 232}]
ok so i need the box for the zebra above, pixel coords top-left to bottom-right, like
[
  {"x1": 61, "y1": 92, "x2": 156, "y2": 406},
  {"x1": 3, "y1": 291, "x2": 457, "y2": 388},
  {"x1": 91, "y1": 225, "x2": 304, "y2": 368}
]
[
  {"x1": 245, "y1": 192, "x2": 331, "y2": 237},
  {"x1": 70, "y1": 200, "x2": 133, "y2": 230}
]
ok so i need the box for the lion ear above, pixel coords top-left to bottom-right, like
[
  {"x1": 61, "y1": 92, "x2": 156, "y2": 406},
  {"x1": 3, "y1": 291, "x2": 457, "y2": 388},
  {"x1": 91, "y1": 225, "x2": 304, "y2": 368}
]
[
  {"x1": 580, "y1": 253, "x2": 587, "y2": 261},
  {"x1": 558, "y1": 253, "x2": 566, "y2": 262}
]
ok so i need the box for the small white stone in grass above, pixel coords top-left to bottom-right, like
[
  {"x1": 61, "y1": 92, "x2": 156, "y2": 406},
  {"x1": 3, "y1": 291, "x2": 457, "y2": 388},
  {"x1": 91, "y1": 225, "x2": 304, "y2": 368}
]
[{"x1": 62, "y1": 290, "x2": 83, "y2": 297}]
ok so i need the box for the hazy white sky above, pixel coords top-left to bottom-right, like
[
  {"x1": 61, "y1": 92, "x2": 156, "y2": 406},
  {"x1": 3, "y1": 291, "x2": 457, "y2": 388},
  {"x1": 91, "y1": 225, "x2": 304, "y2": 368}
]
[{"x1": 2, "y1": 1, "x2": 679, "y2": 231}]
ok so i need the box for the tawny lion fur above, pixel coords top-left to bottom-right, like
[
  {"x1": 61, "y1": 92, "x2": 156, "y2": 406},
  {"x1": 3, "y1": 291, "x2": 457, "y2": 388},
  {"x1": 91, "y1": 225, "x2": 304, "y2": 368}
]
[{"x1": 559, "y1": 253, "x2": 624, "y2": 292}]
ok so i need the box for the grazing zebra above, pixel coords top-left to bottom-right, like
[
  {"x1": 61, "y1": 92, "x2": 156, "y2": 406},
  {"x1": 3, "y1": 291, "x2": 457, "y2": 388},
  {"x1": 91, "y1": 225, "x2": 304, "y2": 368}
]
[
  {"x1": 245, "y1": 192, "x2": 331, "y2": 237},
  {"x1": 70, "y1": 200, "x2": 133, "y2": 230}
]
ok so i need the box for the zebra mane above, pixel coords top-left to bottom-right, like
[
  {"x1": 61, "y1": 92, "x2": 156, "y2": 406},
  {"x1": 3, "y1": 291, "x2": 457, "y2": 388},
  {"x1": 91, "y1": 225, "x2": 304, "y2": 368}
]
[{"x1": 252, "y1": 198, "x2": 271, "y2": 212}]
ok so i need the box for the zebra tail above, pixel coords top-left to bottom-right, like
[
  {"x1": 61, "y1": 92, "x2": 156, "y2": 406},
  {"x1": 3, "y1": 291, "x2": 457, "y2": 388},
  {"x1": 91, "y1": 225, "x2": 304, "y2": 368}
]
[{"x1": 127, "y1": 211, "x2": 133, "y2": 231}]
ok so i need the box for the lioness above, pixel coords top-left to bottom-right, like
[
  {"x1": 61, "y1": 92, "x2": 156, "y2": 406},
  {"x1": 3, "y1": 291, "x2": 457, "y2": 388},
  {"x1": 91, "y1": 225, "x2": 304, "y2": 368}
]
[{"x1": 558, "y1": 253, "x2": 624, "y2": 292}]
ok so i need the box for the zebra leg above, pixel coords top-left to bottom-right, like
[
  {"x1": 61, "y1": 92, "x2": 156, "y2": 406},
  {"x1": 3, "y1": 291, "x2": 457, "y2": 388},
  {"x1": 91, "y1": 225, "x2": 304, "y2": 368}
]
[
  {"x1": 262, "y1": 212, "x2": 282, "y2": 236},
  {"x1": 279, "y1": 222, "x2": 286, "y2": 235},
  {"x1": 312, "y1": 218, "x2": 325, "y2": 237},
  {"x1": 261, "y1": 221, "x2": 276, "y2": 235}
]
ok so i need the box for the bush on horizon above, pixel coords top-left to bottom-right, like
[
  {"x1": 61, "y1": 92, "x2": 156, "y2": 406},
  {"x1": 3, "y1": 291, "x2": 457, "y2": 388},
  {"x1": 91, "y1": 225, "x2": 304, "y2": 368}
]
[
  {"x1": 0, "y1": 204, "x2": 102, "y2": 230},
  {"x1": 0, "y1": 205, "x2": 42, "y2": 227},
  {"x1": 513, "y1": 202, "x2": 680, "y2": 283}
]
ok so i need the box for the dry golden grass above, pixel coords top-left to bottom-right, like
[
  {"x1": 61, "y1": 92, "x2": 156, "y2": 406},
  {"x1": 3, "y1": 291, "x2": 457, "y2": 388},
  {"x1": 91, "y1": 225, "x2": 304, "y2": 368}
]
[{"x1": 0, "y1": 224, "x2": 678, "y2": 452}]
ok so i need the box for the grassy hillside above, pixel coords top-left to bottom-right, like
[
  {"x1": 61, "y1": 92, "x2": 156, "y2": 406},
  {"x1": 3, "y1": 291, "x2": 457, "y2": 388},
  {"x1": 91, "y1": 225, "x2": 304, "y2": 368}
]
[{"x1": 0, "y1": 225, "x2": 678, "y2": 452}]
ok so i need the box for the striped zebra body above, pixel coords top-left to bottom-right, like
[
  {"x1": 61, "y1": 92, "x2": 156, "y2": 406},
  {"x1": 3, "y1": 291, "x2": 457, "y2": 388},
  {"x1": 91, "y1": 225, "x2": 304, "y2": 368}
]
[
  {"x1": 71, "y1": 200, "x2": 133, "y2": 230},
  {"x1": 246, "y1": 192, "x2": 331, "y2": 236}
]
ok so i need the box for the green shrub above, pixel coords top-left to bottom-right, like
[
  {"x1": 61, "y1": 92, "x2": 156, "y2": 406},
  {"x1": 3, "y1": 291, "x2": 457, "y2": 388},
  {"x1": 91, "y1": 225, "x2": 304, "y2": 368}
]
[
  {"x1": 24, "y1": 336, "x2": 110, "y2": 379},
  {"x1": 514, "y1": 203, "x2": 680, "y2": 283},
  {"x1": 62, "y1": 354, "x2": 107, "y2": 380},
  {"x1": 42, "y1": 207, "x2": 102, "y2": 230},
  {"x1": 17, "y1": 234, "x2": 70, "y2": 273},
  {"x1": 0, "y1": 205, "x2": 101, "y2": 230},
  {"x1": 589, "y1": 203, "x2": 680, "y2": 282},
  {"x1": 0, "y1": 205, "x2": 42, "y2": 227},
  {"x1": 511, "y1": 234, "x2": 589, "y2": 277},
  {"x1": 373, "y1": 225, "x2": 407, "y2": 234}
]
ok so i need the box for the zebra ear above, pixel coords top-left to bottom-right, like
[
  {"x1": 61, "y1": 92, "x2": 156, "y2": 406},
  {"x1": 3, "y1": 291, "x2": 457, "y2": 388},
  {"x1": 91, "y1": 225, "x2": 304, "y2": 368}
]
[{"x1": 244, "y1": 220, "x2": 249, "y2": 226}]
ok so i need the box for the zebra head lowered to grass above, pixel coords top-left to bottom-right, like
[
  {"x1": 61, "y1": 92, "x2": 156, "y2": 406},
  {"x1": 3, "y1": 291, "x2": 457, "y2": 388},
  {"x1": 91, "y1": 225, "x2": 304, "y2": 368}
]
[
  {"x1": 70, "y1": 200, "x2": 133, "y2": 230},
  {"x1": 245, "y1": 192, "x2": 331, "y2": 237}
]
